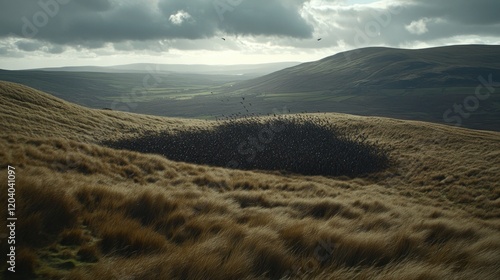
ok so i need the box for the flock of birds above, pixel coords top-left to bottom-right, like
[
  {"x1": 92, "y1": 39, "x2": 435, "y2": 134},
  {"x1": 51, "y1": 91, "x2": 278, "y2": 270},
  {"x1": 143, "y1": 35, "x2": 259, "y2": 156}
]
[
  {"x1": 211, "y1": 95, "x2": 316, "y2": 123},
  {"x1": 213, "y1": 96, "x2": 280, "y2": 122},
  {"x1": 104, "y1": 111, "x2": 389, "y2": 176}
]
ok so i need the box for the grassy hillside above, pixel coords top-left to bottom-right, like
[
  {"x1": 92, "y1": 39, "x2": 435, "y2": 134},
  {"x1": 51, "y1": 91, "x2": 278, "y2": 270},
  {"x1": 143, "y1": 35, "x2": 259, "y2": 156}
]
[
  {"x1": 0, "y1": 81, "x2": 210, "y2": 142},
  {"x1": 234, "y1": 45, "x2": 500, "y2": 92},
  {"x1": 228, "y1": 45, "x2": 500, "y2": 131},
  {"x1": 1, "y1": 81, "x2": 500, "y2": 279}
]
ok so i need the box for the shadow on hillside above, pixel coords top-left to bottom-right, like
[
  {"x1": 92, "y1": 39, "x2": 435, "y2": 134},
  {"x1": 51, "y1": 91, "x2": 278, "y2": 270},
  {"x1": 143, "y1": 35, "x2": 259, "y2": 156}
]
[{"x1": 102, "y1": 115, "x2": 390, "y2": 177}]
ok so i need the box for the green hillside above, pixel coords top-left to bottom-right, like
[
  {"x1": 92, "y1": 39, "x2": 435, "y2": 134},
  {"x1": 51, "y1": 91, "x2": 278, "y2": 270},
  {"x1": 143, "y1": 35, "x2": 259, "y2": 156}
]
[
  {"x1": 233, "y1": 45, "x2": 500, "y2": 92},
  {"x1": 226, "y1": 45, "x2": 500, "y2": 131}
]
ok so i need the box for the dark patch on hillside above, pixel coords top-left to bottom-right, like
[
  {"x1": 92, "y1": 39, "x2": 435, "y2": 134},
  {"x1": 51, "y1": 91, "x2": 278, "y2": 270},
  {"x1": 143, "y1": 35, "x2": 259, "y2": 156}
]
[{"x1": 103, "y1": 115, "x2": 390, "y2": 176}]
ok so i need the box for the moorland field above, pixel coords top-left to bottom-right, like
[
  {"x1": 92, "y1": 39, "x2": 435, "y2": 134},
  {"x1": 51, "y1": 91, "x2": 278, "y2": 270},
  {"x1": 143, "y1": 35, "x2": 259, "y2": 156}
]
[{"x1": 1, "y1": 80, "x2": 499, "y2": 279}]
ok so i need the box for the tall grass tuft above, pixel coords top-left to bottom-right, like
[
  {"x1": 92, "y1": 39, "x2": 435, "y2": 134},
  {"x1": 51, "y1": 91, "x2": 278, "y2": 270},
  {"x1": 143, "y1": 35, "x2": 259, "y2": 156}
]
[{"x1": 15, "y1": 179, "x2": 79, "y2": 247}]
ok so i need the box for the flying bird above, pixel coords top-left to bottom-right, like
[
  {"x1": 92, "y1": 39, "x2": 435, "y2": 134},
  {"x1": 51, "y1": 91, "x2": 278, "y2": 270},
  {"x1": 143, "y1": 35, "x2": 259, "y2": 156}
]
[
  {"x1": 317, "y1": 38, "x2": 322, "y2": 41},
  {"x1": 221, "y1": 38, "x2": 226, "y2": 41}
]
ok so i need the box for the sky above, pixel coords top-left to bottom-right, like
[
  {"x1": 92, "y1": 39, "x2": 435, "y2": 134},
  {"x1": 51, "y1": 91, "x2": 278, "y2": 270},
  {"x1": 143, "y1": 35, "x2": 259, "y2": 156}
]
[{"x1": 0, "y1": 0, "x2": 499, "y2": 70}]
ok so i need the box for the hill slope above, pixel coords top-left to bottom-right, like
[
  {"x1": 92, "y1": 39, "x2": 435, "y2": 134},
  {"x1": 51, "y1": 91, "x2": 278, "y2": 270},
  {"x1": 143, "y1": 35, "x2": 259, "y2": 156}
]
[
  {"x1": 1, "y1": 81, "x2": 499, "y2": 279},
  {"x1": 228, "y1": 45, "x2": 500, "y2": 131},
  {"x1": 234, "y1": 45, "x2": 500, "y2": 92},
  {"x1": 0, "y1": 81, "x2": 206, "y2": 142}
]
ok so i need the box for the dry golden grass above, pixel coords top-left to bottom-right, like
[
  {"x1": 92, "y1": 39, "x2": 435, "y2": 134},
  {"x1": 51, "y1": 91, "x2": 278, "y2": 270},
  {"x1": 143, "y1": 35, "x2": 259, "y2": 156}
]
[{"x1": 1, "y1": 81, "x2": 499, "y2": 279}]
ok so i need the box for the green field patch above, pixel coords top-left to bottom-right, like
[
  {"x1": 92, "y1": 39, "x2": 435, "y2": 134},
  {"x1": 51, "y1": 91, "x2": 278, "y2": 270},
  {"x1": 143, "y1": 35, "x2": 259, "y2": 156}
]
[
  {"x1": 326, "y1": 95, "x2": 356, "y2": 102},
  {"x1": 264, "y1": 91, "x2": 332, "y2": 101}
]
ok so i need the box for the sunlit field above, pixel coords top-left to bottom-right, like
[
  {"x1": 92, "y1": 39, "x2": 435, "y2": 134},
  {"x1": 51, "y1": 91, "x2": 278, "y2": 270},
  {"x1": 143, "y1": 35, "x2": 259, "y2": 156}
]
[{"x1": 1, "y1": 81, "x2": 500, "y2": 279}]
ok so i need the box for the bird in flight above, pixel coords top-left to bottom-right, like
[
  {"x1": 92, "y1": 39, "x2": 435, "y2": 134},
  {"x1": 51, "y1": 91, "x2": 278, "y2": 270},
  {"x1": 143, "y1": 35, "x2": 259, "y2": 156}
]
[
  {"x1": 317, "y1": 38, "x2": 322, "y2": 41},
  {"x1": 221, "y1": 38, "x2": 226, "y2": 41}
]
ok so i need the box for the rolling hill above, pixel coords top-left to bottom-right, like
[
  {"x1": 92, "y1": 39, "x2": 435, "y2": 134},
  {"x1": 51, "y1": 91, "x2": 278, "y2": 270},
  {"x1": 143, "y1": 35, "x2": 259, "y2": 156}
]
[
  {"x1": 1, "y1": 81, "x2": 500, "y2": 279},
  {"x1": 233, "y1": 45, "x2": 500, "y2": 92},
  {"x1": 228, "y1": 45, "x2": 500, "y2": 131}
]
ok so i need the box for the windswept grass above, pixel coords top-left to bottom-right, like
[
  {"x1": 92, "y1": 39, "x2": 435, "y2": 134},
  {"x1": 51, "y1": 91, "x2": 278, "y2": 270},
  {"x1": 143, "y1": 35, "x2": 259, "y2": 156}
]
[{"x1": 1, "y1": 81, "x2": 500, "y2": 279}]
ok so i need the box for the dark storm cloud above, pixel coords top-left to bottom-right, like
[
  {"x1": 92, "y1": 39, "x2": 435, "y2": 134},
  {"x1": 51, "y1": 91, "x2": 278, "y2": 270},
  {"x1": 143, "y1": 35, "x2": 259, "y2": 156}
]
[
  {"x1": 404, "y1": 0, "x2": 500, "y2": 25},
  {"x1": 0, "y1": 0, "x2": 499, "y2": 55},
  {"x1": 391, "y1": 0, "x2": 500, "y2": 41},
  {"x1": 15, "y1": 40, "x2": 42, "y2": 52},
  {"x1": 12, "y1": 39, "x2": 65, "y2": 54},
  {"x1": 307, "y1": 0, "x2": 500, "y2": 49},
  {"x1": 74, "y1": 0, "x2": 114, "y2": 12},
  {"x1": 48, "y1": 44, "x2": 65, "y2": 54},
  {"x1": 0, "y1": 0, "x2": 313, "y2": 47}
]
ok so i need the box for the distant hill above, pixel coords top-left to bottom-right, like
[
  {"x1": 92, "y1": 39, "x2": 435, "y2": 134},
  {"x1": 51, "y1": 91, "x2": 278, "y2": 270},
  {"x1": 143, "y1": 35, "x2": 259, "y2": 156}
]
[
  {"x1": 227, "y1": 45, "x2": 500, "y2": 131},
  {"x1": 33, "y1": 62, "x2": 301, "y2": 77},
  {"x1": 233, "y1": 45, "x2": 500, "y2": 92}
]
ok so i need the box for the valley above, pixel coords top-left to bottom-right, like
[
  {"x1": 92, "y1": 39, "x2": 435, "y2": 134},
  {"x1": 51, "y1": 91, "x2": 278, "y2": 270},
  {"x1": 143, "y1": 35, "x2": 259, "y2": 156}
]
[{"x1": 1, "y1": 45, "x2": 499, "y2": 131}]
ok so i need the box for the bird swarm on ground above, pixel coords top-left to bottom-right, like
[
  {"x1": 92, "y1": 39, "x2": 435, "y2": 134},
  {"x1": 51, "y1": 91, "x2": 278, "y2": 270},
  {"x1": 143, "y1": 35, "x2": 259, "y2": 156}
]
[{"x1": 103, "y1": 114, "x2": 390, "y2": 176}]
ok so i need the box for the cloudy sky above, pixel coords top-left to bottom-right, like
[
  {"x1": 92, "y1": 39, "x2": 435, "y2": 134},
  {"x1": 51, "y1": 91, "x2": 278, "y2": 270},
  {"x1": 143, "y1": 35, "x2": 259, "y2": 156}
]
[{"x1": 0, "y1": 0, "x2": 499, "y2": 69}]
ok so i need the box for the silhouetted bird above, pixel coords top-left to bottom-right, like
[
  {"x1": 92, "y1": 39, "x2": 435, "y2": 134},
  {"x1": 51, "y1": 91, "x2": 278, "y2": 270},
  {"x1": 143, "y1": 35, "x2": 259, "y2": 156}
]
[
  {"x1": 317, "y1": 38, "x2": 322, "y2": 41},
  {"x1": 221, "y1": 38, "x2": 226, "y2": 41}
]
